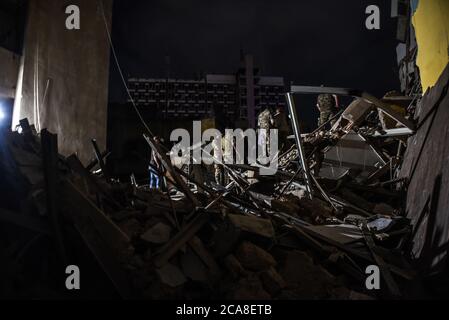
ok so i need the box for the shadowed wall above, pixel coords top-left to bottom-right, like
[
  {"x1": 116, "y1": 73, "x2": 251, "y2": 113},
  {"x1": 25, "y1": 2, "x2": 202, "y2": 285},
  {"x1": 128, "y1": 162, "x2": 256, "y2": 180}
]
[{"x1": 13, "y1": 0, "x2": 112, "y2": 163}]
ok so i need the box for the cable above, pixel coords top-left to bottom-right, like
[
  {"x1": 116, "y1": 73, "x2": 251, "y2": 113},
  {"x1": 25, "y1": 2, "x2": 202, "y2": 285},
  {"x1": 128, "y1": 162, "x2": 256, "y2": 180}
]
[{"x1": 98, "y1": 0, "x2": 154, "y2": 138}]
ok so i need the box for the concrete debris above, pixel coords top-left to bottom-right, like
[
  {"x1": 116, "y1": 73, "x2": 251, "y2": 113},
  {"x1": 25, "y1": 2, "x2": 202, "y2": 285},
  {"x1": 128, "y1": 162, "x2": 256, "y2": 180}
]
[
  {"x1": 260, "y1": 267, "x2": 286, "y2": 296},
  {"x1": 0, "y1": 109, "x2": 423, "y2": 299},
  {"x1": 156, "y1": 263, "x2": 188, "y2": 288},
  {"x1": 118, "y1": 218, "x2": 143, "y2": 239},
  {"x1": 279, "y1": 250, "x2": 338, "y2": 299},
  {"x1": 180, "y1": 248, "x2": 209, "y2": 282},
  {"x1": 223, "y1": 254, "x2": 248, "y2": 279},
  {"x1": 230, "y1": 274, "x2": 271, "y2": 300},
  {"x1": 235, "y1": 242, "x2": 277, "y2": 272},
  {"x1": 228, "y1": 214, "x2": 275, "y2": 238},
  {"x1": 140, "y1": 222, "x2": 172, "y2": 244}
]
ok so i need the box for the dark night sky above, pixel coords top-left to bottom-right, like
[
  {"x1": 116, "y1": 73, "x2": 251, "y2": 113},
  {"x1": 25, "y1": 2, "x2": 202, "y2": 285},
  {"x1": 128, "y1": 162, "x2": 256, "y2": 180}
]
[{"x1": 109, "y1": 0, "x2": 400, "y2": 126}]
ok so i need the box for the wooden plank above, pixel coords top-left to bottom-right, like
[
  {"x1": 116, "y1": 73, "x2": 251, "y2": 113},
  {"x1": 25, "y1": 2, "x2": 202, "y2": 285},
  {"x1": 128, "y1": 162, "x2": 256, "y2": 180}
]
[
  {"x1": 153, "y1": 211, "x2": 210, "y2": 268},
  {"x1": 70, "y1": 208, "x2": 132, "y2": 299},
  {"x1": 60, "y1": 179, "x2": 132, "y2": 298},
  {"x1": 60, "y1": 179, "x2": 130, "y2": 258}
]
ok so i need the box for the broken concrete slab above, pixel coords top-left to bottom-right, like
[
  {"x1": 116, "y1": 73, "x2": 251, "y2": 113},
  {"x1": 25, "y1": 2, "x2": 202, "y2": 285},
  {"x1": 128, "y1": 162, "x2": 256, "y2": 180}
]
[
  {"x1": 156, "y1": 263, "x2": 187, "y2": 288},
  {"x1": 235, "y1": 241, "x2": 276, "y2": 272},
  {"x1": 223, "y1": 254, "x2": 248, "y2": 279},
  {"x1": 230, "y1": 274, "x2": 271, "y2": 300},
  {"x1": 279, "y1": 250, "x2": 337, "y2": 299},
  {"x1": 228, "y1": 214, "x2": 275, "y2": 238},
  {"x1": 260, "y1": 267, "x2": 286, "y2": 296},
  {"x1": 180, "y1": 248, "x2": 209, "y2": 283},
  {"x1": 141, "y1": 222, "x2": 172, "y2": 244},
  {"x1": 118, "y1": 218, "x2": 143, "y2": 239}
]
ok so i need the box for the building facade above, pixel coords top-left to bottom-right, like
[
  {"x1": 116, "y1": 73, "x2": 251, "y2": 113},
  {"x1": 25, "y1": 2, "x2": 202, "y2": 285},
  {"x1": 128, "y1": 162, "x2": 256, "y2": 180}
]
[{"x1": 127, "y1": 54, "x2": 286, "y2": 128}]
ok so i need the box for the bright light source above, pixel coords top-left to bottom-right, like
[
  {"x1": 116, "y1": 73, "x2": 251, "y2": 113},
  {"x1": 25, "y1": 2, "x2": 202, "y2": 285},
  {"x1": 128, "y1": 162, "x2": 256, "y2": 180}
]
[{"x1": 0, "y1": 104, "x2": 5, "y2": 120}]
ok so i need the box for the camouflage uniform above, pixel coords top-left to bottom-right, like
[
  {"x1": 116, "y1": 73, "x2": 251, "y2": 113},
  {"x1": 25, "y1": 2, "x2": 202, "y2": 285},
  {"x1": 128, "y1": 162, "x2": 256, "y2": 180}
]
[
  {"x1": 213, "y1": 136, "x2": 224, "y2": 186},
  {"x1": 214, "y1": 163, "x2": 223, "y2": 185},
  {"x1": 273, "y1": 107, "x2": 290, "y2": 151},
  {"x1": 258, "y1": 108, "x2": 274, "y2": 156},
  {"x1": 317, "y1": 94, "x2": 336, "y2": 127}
]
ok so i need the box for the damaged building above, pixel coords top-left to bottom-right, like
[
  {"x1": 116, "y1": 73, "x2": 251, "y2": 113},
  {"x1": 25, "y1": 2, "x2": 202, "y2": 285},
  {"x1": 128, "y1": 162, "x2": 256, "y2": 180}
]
[{"x1": 1, "y1": 0, "x2": 449, "y2": 301}]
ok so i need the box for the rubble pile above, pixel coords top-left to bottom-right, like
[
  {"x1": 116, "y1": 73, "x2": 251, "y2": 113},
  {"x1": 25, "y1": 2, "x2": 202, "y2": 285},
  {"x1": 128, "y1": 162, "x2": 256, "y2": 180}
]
[
  {"x1": 0, "y1": 119, "x2": 358, "y2": 299},
  {"x1": 0, "y1": 89, "x2": 423, "y2": 299}
]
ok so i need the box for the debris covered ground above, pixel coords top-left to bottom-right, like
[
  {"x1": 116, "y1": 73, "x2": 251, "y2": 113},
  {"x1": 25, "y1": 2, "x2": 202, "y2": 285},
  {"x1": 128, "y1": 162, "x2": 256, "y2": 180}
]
[{"x1": 0, "y1": 89, "x2": 430, "y2": 299}]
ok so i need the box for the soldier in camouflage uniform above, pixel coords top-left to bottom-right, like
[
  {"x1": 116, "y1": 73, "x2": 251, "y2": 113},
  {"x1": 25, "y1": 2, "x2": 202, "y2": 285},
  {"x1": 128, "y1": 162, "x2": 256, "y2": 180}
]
[
  {"x1": 212, "y1": 133, "x2": 224, "y2": 186},
  {"x1": 316, "y1": 93, "x2": 337, "y2": 127},
  {"x1": 273, "y1": 106, "x2": 290, "y2": 151},
  {"x1": 258, "y1": 107, "x2": 274, "y2": 157},
  {"x1": 213, "y1": 130, "x2": 235, "y2": 186},
  {"x1": 214, "y1": 163, "x2": 224, "y2": 186}
]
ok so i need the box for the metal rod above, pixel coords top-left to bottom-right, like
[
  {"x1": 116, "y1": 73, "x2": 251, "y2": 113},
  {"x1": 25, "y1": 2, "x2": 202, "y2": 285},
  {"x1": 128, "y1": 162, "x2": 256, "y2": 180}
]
[
  {"x1": 91, "y1": 139, "x2": 110, "y2": 180},
  {"x1": 277, "y1": 166, "x2": 302, "y2": 199},
  {"x1": 310, "y1": 174, "x2": 339, "y2": 212},
  {"x1": 285, "y1": 93, "x2": 313, "y2": 199}
]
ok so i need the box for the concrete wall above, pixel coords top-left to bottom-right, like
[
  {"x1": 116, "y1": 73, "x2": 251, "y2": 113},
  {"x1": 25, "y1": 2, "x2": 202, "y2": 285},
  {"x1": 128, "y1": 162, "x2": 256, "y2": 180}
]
[
  {"x1": 0, "y1": 47, "x2": 20, "y2": 98},
  {"x1": 397, "y1": 0, "x2": 449, "y2": 276},
  {"x1": 13, "y1": 0, "x2": 113, "y2": 164},
  {"x1": 400, "y1": 64, "x2": 449, "y2": 274}
]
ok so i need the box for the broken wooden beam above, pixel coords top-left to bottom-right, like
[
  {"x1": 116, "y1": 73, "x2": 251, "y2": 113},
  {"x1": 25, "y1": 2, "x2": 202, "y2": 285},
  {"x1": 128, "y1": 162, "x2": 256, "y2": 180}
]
[
  {"x1": 153, "y1": 210, "x2": 210, "y2": 268},
  {"x1": 60, "y1": 179, "x2": 132, "y2": 298},
  {"x1": 60, "y1": 179, "x2": 130, "y2": 255}
]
